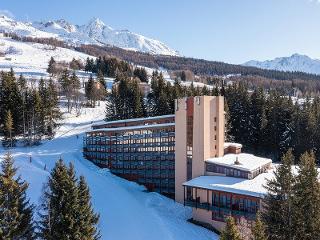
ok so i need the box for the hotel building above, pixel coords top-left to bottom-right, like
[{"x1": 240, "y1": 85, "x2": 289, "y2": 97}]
[{"x1": 83, "y1": 95, "x2": 272, "y2": 232}]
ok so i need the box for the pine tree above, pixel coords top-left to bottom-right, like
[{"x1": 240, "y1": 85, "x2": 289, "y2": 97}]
[
  {"x1": 248, "y1": 88, "x2": 266, "y2": 153},
  {"x1": 47, "y1": 57, "x2": 56, "y2": 75},
  {"x1": 0, "y1": 71, "x2": 24, "y2": 135},
  {"x1": 0, "y1": 152, "x2": 35, "y2": 239},
  {"x1": 251, "y1": 214, "x2": 267, "y2": 240},
  {"x1": 4, "y1": 109, "x2": 14, "y2": 147},
  {"x1": 220, "y1": 217, "x2": 243, "y2": 240},
  {"x1": 38, "y1": 159, "x2": 100, "y2": 240},
  {"x1": 77, "y1": 176, "x2": 100, "y2": 240},
  {"x1": 293, "y1": 151, "x2": 320, "y2": 240},
  {"x1": 38, "y1": 159, "x2": 81, "y2": 240},
  {"x1": 86, "y1": 75, "x2": 95, "y2": 107},
  {"x1": 46, "y1": 78, "x2": 61, "y2": 137},
  {"x1": 262, "y1": 149, "x2": 296, "y2": 240}
]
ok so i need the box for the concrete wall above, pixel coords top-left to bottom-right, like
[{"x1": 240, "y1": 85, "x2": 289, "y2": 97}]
[
  {"x1": 175, "y1": 96, "x2": 225, "y2": 203},
  {"x1": 191, "y1": 187, "x2": 226, "y2": 232},
  {"x1": 175, "y1": 98, "x2": 188, "y2": 203},
  {"x1": 193, "y1": 208, "x2": 226, "y2": 232}
]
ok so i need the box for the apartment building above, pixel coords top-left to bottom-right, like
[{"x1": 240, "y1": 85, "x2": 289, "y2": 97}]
[{"x1": 83, "y1": 95, "x2": 272, "y2": 232}]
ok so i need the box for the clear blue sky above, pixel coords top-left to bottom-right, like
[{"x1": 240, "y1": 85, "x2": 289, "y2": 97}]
[{"x1": 1, "y1": 0, "x2": 320, "y2": 64}]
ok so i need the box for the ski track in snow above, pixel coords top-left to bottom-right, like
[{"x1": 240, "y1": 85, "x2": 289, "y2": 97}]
[{"x1": 0, "y1": 102, "x2": 218, "y2": 240}]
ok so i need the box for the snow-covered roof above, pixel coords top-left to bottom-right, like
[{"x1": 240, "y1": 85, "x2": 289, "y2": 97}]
[
  {"x1": 183, "y1": 169, "x2": 275, "y2": 198},
  {"x1": 205, "y1": 153, "x2": 272, "y2": 172},
  {"x1": 224, "y1": 142, "x2": 243, "y2": 149},
  {"x1": 89, "y1": 123, "x2": 175, "y2": 133},
  {"x1": 92, "y1": 114, "x2": 175, "y2": 128}
]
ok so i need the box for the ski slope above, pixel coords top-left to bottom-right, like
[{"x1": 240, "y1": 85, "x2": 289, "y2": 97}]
[
  {"x1": 0, "y1": 36, "x2": 93, "y2": 78},
  {"x1": 0, "y1": 102, "x2": 218, "y2": 240}
]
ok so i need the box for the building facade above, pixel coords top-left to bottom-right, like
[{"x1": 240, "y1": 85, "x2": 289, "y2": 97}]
[
  {"x1": 83, "y1": 115, "x2": 176, "y2": 197},
  {"x1": 83, "y1": 95, "x2": 272, "y2": 232}
]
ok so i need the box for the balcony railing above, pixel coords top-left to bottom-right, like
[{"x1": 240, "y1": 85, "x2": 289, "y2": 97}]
[{"x1": 185, "y1": 199, "x2": 257, "y2": 220}]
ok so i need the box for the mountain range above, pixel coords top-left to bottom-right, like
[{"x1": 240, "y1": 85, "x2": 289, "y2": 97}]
[
  {"x1": 0, "y1": 14, "x2": 178, "y2": 56},
  {"x1": 244, "y1": 53, "x2": 320, "y2": 75}
]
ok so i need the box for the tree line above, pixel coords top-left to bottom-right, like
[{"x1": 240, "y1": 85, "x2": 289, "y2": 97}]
[
  {"x1": 0, "y1": 69, "x2": 61, "y2": 147},
  {"x1": 84, "y1": 56, "x2": 148, "y2": 83},
  {"x1": 225, "y1": 83, "x2": 320, "y2": 162},
  {"x1": 75, "y1": 44, "x2": 320, "y2": 82},
  {"x1": 105, "y1": 71, "x2": 212, "y2": 120},
  {"x1": 220, "y1": 149, "x2": 320, "y2": 240},
  {"x1": 0, "y1": 153, "x2": 100, "y2": 239},
  {"x1": 106, "y1": 73, "x2": 320, "y2": 162}
]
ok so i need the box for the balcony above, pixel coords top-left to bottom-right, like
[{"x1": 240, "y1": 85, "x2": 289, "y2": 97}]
[{"x1": 185, "y1": 199, "x2": 257, "y2": 221}]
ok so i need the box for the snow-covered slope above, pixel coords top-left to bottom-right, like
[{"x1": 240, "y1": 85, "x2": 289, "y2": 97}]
[
  {"x1": 0, "y1": 37, "x2": 93, "y2": 77},
  {"x1": 0, "y1": 14, "x2": 178, "y2": 56},
  {"x1": 243, "y1": 53, "x2": 320, "y2": 75},
  {"x1": 0, "y1": 102, "x2": 218, "y2": 240}
]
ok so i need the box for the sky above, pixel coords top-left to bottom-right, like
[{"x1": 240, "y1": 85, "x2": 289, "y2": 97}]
[{"x1": 1, "y1": 0, "x2": 320, "y2": 64}]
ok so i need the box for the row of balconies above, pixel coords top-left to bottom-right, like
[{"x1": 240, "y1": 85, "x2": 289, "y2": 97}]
[{"x1": 185, "y1": 199, "x2": 257, "y2": 220}]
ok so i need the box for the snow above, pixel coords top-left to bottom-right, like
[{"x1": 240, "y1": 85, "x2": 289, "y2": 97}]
[
  {"x1": 0, "y1": 37, "x2": 94, "y2": 78},
  {"x1": 0, "y1": 14, "x2": 178, "y2": 56},
  {"x1": 205, "y1": 153, "x2": 272, "y2": 172},
  {"x1": 0, "y1": 102, "x2": 218, "y2": 240},
  {"x1": 243, "y1": 53, "x2": 320, "y2": 75},
  {"x1": 93, "y1": 114, "x2": 175, "y2": 128},
  {"x1": 224, "y1": 142, "x2": 243, "y2": 149},
  {"x1": 183, "y1": 169, "x2": 276, "y2": 198},
  {"x1": 90, "y1": 123, "x2": 175, "y2": 133}
]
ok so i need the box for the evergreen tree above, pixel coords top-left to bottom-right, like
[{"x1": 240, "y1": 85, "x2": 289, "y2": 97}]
[
  {"x1": 247, "y1": 88, "x2": 266, "y2": 153},
  {"x1": 47, "y1": 57, "x2": 56, "y2": 75},
  {"x1": 4, "y1": 109, "x2": 14, "y2": 147},
  {"x1": 147, "y1": 72, "x2": 171, "y2": 116},
  {"x1": 0, "y1": 152, "x2": 35, "y2": 239},
  {"x1": 220, "y1": 217, "x2": 243, "y2": 240},
  {"x1": 0, "y1": 70, "x2": 24, "y2": 135},
  {"x1": 46, "y1": 79, "x2": 61, "y2": 137},
  {"x1": 133, "y1": 67, "x2": 148, "y2": 83},
  {"x1": 293, "y1": 151, "x2": 320, "y2": 240},
  {"x1": 77, "y1": 176, "x2": 100, "y2": 240},
  {"x1": 38, "y1": 159, "x2": 81, "y2": 240},
  {"x1": 251, "y1": 214, "x2": 267, "y2": 240},
  {"x1": 38, "y1": 160, "x2": 100, "y2": 240},
  {"x1": 262, "y1": 149, "x2": 296, "y2": 240},
  {"x1": 85, "y1": 75, "x2": 95, "y2": 107}
]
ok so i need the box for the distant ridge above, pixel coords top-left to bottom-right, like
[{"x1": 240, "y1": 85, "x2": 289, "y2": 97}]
[
  {"x1": 0, "y1": 14, "x2": 178, "y2": 56},
  {"x1": 244, "y1": 53, "x2": 320, "y2": 75}
]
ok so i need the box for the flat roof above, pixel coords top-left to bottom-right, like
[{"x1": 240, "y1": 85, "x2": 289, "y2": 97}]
[
  {"x1": 88, "y1": 123, "x2": 175, "y2": 133},
  {"x1": 92, "y1": 114, "x2": 175, "y2": 128},
  {"x1": 183, "y1": 169, "x2": 275, "y2": 198},
  {"x1": 205, "y1": 153, "x2": 272, "y2": 172}
]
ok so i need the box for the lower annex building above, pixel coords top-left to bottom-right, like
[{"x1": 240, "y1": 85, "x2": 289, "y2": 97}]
[{"x1": 83, "y1": 96, "x2": 273, "y2": 231}]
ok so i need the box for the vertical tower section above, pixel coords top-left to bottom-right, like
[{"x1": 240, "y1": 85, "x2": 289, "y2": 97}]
[
  {"x1": 192, "y1": 96, "x2": 225, "y2": 179},
  {"x1": 175, "y1": 97, "x2": 189, "y2": 203},
  {"x1": 175, "y1": 96, "x2": 225, "y2": 203}
]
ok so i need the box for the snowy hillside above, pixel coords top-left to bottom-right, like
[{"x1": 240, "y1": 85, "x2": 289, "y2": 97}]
[
  {"x1": 243, "y1": 53, "x2": 320, "y2": 75},
  {"x1": 0, "y1": 36, "x2": 93, "y2": 77},
  {"x1": 0, "y1": 14, "x2": 178, "y2": 56},
  {"x1": 0, "y1": 102, "x2": 218, "y2": 240}
]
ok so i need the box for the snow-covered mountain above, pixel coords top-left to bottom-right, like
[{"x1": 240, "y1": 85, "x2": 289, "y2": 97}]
[
  {"x1": 244, "y1": 53, "x2": 320, "y2": 75},
  {"x1": 0, "y1": 14, "x2": 178, "y2": 56}
]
